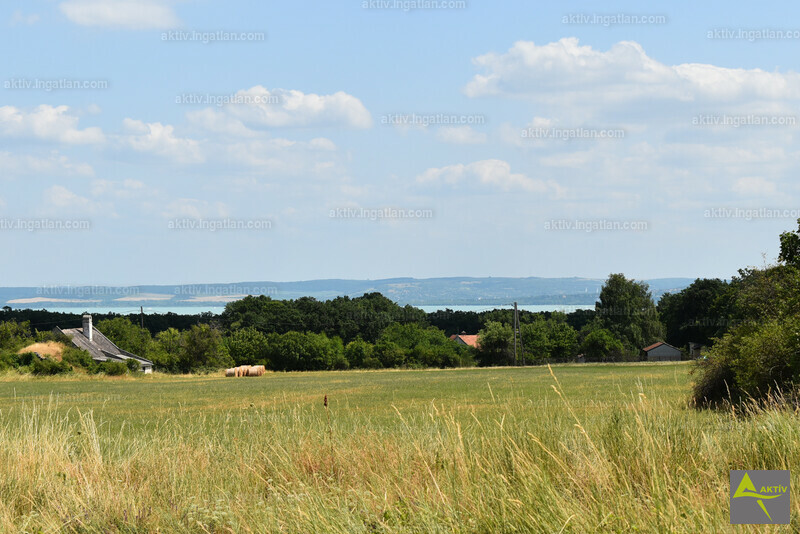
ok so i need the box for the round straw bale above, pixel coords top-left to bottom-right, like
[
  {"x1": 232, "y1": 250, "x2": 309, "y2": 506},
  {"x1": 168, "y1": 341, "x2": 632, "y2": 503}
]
[{"x1": 225, "y1": 368, "x2": 235, "y2": 377}]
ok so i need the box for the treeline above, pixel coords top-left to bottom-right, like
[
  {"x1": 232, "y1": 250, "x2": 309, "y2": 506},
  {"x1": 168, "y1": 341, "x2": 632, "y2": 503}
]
[
  {"x1": 0, "y1": 307, "x2": 216, "y2": 335},
  {"x1": 3, "y1": 262, "x2": 778, "y2": 378},
  {"x1": 1, "y1": 282, "x2": 669, "y2": 374},
  {"x1": 689, "y1": 220, "x2": 800, "y2": 406}
]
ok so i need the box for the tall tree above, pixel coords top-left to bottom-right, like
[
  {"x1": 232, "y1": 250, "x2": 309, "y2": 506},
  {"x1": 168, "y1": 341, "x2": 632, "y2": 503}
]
[
  {"x1": 778, "y1": 218, "x2": 800, "y2": 268},
  {"x1": 657, "y1": 278, "x2": 728, "y2": 349},
  {"x1": 595, "y1": 273, "x2": 664, "y2": 354}
]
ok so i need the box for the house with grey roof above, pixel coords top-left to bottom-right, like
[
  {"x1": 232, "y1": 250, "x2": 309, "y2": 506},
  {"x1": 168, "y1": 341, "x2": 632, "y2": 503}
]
[
  {"x1": 642, "y1": 341, "x2": 682, "y2": 362},
  {"x1": 55, "y1": 314, "x2": 154, "y2": 373}
]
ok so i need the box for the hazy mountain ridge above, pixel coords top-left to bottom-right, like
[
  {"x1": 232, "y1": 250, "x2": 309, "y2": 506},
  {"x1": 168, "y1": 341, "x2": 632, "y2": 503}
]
[{"x1": 0, "y1": 277, "x2": 696, "y2": 308}]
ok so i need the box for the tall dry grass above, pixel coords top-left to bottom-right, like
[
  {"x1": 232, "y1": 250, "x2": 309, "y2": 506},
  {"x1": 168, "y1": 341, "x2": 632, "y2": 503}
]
[{"x1": 0, "y1": 365, "x2": 798, "y2": 532}]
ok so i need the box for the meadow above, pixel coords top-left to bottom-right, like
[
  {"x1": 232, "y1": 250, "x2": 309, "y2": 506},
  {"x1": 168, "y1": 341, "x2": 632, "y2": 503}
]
[{"x1": 0, "y1": 363, "x2": 797, "y2": 533}]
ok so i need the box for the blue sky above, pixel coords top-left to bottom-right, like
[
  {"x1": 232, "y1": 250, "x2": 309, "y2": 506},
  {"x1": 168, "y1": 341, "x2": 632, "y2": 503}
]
[{"x1": 2, "y1": 0, "x2": 799, "y2": 286}]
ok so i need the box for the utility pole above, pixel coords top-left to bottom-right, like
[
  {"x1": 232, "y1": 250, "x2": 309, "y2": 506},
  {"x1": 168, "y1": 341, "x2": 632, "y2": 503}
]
[
  {"x1": 513, "y1": 302, "x2": 518, "y2": 366},
  {"x1": 513, "y1": 302, "x2": 526, "y2": 366},
  {"x1": 140, "y1": 306, "x2": 144, "y2": 329}
]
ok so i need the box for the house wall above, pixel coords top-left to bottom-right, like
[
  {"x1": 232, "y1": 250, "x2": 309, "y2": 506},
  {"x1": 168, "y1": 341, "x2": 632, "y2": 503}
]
[{"x1": 647, "y1": 345, "x2": 682, "y2": 361}]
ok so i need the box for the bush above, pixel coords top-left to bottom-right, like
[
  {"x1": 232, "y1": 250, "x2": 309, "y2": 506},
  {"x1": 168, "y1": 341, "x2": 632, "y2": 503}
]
[
  {"x1": 97, "y1": 361, "x2": 127, "y2": 376},
  {"x1": 17, "y1": 352, "x2": 36, "y2": 367},
  {"x1": 31, "y1": 358, "x2": 72, "y2": 376},
  {"x1": 691, "y1": 353, "x2": 737, "y2": 407},
  {"x1": 61, "y1": 346, "x2": 96, "y2": 371},
  {"x1": 126, "y1": 358, "x2": 141, "y2": 372},
  {"x1": 691, "y1": 317, "x2": 800, "y2": 406}
]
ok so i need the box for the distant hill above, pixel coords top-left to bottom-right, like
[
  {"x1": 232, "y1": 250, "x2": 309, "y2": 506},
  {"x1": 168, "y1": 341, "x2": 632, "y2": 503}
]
[{"x1": 0, "y1": 277, "x2": 695, "y2": 309}]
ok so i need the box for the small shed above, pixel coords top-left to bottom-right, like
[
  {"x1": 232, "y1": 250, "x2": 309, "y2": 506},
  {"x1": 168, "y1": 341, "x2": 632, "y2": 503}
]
[{"x1": 642, "y1": 341, "x2": 682, "y2": 362}]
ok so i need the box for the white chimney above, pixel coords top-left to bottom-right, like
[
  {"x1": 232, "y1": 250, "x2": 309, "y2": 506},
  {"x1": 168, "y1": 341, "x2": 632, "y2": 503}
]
[{"x1": 82, "y1": 314, "x2": 93, "y2": 342}]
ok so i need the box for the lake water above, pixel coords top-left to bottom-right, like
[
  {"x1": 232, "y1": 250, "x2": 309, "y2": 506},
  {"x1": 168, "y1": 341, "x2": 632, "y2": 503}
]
[
  {"x1": 12, "y1": 304, "x2": 594, "y2": 315},
  {"x1": 416, "y1": 304, "x2": 594, "y2": 314}
]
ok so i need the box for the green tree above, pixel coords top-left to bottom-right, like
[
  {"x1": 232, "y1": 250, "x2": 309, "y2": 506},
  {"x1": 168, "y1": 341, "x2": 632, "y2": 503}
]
[
  {"x1": 226, "y1": 326, "x2": 268, "y2": 366},
  {"x1": 344, "y1": 338, "x2": 376, "y2": 368},
  {"x1": 0, "y1": 320, "x2": 31, "y2": 350},
  {"x1": 477, "y1": 321, "x2": 514, "y2": 366},
  {"x1": 179, "y1": 324, "x2": 232, "y2": 372},
  {"x1": 151, "y1": 328, "x2": 182, "y2": 372},
  {"x1": 596, "y1": 273, "x2": 664, "y2": 355},
  {"x1": 520, "y1": 320, "x2": 550, "y2": 362},
  {"x1": 547, "y1": 322, "x2": 578, "y2": 361},
  {"x1": 657, "y1": 278, "x2": 728, "y2": 349},
  {"x1": 96, "y1": 317, "x2": 152, "y2": 359},
  {"x1": 263, "y1": 331, "x2": 345, "y2": 371},
  {"x1": 580, "y1": 329, "x2": 624, "y2": 361},
  {"x1": 778, "y1": 218, "x2": 800, "y2": 268},
  {"x1": 693, "y1": 221, "x2": 800, "y2": 405},
  {"x1": 373, "y1": 339, "x2": 405, "y2": 368}
]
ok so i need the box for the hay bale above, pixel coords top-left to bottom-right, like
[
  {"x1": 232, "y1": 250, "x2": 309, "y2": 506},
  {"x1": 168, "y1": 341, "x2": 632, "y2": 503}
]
[
  {"x1": 247, "y1": 366, "x2": 263, "y2": 377},
  {"x1": 225, "y1": 368, "x2": 235, "y2": 377}
]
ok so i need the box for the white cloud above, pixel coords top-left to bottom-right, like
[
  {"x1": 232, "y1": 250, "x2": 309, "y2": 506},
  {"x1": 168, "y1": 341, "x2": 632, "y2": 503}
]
[
  {"x1": 41, "y1": 185, "x2": 110, "y2": 216},
  {"x1": 59, "y1": 0, "x2": 179, "y2": 29},
  {"x1": 121, "y1": 118, "x2": 203, "y2": 163},
  {"x1": 162, "y1": 198, "x2": 228, "y2": 219},
  {"x1": 436, "y1": 126, "x2": 487, "y2": 144},
  {"x1": 220, "y1": 86, "x2": 372, "y2": 129},
  {"x1": 91, "y1": 179, "x2": 149, "y2": 199},
  {"x1": 10, "y1": 10, "x2": 40, "y2": 25},
  {"x1": 221, "y1": 137, "x2": 338, "y2": 174},
  {"x1": 0, "y1": 105, "x2": 105, "y2": 144},
  {"x1": 732, "y1": 176, "x2": 778, "y2": 197},
  {"x1": 186, "y1": 108, "x2": 260, "y2": 138},
  {"x1": 465, "y1": 38, "x2": 800, "y2": 103},
  {"x1": 0, "y1": 151, "x2": 94, "y2": 177},
  {"x1": 417, "y1": 159, "x2": 565, "y2": 196}
]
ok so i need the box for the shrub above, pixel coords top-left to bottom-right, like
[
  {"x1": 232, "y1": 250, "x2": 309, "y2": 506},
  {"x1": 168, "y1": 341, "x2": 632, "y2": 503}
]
[
  {"x1": 17, "y1": 352, "x2": 36, "y2": 367},
  {"x1": 31, "y1": 359, "x2": 72, "y2": 376},
  {"x1": 691, "y1": 353, "x2": 736, "y2": 407},
  {"x1": 126, "y1": 358, "x2": 141, "y2": 372},
  {"x1": 691, "y1": 317, "x2": 800, "y2": 406},
  {"x1": 97, "y1": 361, "x2": 127, "y2": 376},
  {"x1": 61, "y1": 346, "x2": 96, "y2": 371}
]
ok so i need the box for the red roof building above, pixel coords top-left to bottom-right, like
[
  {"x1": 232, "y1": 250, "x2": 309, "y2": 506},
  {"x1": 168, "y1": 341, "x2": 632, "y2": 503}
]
[{"x1": 449, "y1": 332, "x2": 480, "y2": 348}]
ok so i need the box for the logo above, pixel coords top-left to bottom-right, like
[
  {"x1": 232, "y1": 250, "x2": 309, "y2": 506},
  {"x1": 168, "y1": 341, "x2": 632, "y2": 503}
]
[{"x1": 730, "y1": 470, "x2": 790, "y2": 524}]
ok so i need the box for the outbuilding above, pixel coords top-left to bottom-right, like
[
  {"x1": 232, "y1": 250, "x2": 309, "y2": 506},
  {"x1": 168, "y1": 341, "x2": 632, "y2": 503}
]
[{"x1": 642, "y1": 341, "x2": 682, "y2": 362}]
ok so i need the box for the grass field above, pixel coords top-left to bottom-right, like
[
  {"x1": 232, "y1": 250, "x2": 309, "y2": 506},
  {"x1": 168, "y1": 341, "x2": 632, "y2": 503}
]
[{"x1": 0, "y1": 363, "x2": 798, "y2": 533}]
